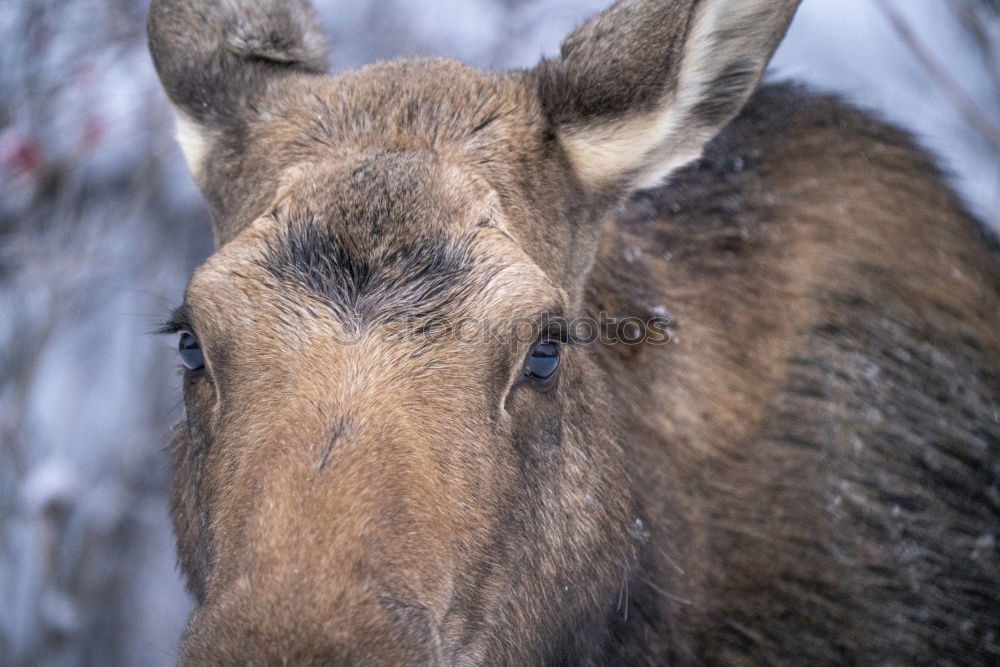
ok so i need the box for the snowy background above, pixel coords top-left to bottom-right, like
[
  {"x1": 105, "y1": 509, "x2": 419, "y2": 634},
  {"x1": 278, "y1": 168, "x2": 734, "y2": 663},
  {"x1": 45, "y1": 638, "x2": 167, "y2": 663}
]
[{"x1": 1, "y1": 0, "x2": 997, "y2": 664}]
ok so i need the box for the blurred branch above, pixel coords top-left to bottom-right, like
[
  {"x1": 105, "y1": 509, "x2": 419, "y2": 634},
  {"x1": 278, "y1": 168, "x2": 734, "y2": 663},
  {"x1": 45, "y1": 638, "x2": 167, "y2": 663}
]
[
  {"x1": 949, "y1": 0, "x2": 1000, "y2": 104},
  {"x1": 876, "y1": 0, "x2": 1000, "y2": 155}
]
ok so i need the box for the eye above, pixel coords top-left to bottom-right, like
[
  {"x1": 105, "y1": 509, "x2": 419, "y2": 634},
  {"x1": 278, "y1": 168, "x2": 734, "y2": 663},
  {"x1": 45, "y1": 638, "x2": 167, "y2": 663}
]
[
  {"x1": 523, "y1": 340, "x2": 561, "y2": 390},
  {"x1": 178, "y1": 332, "x2": 205, "y2": 371}
]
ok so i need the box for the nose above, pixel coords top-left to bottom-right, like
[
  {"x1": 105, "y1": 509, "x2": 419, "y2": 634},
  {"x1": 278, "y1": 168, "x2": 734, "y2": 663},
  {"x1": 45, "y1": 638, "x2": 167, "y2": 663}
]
[
  {"x1": 179, "y1": 580, "x2": 442, "y2": 665},
  {"x1": 180, "y1": 410, "x2": 458, "y2": 664}
]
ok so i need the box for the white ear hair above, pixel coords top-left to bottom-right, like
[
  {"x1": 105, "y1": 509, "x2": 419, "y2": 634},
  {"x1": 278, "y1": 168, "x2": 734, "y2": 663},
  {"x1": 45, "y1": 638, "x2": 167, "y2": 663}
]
[
  {"x1": 173, "y1": 110, "x2": 211, "y2": 179},
  {"x1": 559, "y1": 0, "x2": 799, "y2": 192}
]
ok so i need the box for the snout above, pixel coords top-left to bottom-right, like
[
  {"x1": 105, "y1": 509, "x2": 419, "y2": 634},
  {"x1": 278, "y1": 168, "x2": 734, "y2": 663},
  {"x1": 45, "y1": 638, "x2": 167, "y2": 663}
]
[
  {"x1": 174, "y1": 415, "x2": 463, "y2": 665},
  {"x1": 179, "y1": 578, "x2": 443, "y2": 665}
]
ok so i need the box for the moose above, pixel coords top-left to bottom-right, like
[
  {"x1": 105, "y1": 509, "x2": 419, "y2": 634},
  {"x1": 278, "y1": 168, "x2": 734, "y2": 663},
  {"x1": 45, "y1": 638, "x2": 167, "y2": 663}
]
[{"x1": 148, "y1": 0, "x2": 1000, "y2": 662}]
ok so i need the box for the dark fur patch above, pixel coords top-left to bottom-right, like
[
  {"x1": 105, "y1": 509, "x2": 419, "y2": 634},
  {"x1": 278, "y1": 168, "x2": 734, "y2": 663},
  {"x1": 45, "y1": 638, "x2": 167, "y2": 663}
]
[
  {"x1": 255, "y1": 155, "x2": 490, "y2": 330},
  {"x1": 318, "y1": 417, "x2": 350, "y2": 470},
  {"x1": 258, "y1": 216, "x2": 483, "y2": 329}
]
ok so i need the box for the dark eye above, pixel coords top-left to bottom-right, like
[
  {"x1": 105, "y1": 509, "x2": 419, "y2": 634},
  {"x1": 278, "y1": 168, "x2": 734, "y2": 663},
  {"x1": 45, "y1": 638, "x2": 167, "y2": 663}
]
[
  {"x1": 178, "y1": 332, "x2": 205, "y2": 371},
  {"x1": 523, "y1": 340, "x2": 561, "y2": 389}
]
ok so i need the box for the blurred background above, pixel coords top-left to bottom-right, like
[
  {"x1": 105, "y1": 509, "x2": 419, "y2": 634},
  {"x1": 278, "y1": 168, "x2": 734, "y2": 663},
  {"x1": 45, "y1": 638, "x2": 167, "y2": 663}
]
[{"x1": 0, "y1": 0, "x2": 997, "y2": 664}]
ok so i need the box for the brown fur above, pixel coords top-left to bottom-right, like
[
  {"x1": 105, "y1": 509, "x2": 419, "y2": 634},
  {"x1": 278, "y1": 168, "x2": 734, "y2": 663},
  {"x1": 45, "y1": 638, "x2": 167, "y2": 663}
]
[{"x1": 148, "y1": 0, "x2": 1000, "y2": 663}]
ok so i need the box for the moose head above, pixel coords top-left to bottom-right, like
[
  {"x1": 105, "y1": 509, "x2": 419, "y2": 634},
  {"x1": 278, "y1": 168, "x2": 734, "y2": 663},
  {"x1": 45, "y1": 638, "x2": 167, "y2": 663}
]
[{"x1": 149, "y1": 0, "x2": 800, "y2": 662}]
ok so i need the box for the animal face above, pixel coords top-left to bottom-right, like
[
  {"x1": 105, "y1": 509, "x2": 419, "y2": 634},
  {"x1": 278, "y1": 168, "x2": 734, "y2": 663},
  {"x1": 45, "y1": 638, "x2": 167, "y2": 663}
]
[
  {"x1": 149, "y1": 0, "x2": 800, "y2": 661},
  {"x1": 167, "y1": 144, "x2": 634, "y2": 661}
]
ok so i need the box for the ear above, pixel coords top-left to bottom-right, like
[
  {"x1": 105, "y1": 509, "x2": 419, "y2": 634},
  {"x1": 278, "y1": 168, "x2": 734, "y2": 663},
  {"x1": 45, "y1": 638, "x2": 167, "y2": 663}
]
[
  {"x1": 147, "y1": 0, "x2": 328, "y2": 179},
  {"x1": 536, "y1": 0, "x2": 800, "y2": 193}
]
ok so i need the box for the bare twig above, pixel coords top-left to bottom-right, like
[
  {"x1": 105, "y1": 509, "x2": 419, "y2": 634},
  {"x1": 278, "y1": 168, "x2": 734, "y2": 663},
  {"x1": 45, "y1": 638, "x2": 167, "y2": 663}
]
[
  {"x1": 948, "y1": 0, "x2": 1000, "y2": 105},
  {"x1": 876, "y1": 0, "x2": 1000, "y2": 155}
]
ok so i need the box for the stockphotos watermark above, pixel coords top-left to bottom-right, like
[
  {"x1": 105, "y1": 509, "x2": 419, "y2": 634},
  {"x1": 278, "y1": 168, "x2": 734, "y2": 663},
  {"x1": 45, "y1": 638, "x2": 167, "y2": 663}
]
[{"x1": 331, "y1": 311, "x2": 679, "y2": 347}]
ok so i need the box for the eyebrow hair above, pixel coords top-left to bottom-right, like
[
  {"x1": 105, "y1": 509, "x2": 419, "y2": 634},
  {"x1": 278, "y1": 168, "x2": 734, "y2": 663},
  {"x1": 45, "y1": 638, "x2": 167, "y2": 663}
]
[
  {"x1": 257, "y1": 215, "x2": 487, "y2": 327},
  {"x1": 157, "y1": 304, "x2": 192, "y2": 335}
]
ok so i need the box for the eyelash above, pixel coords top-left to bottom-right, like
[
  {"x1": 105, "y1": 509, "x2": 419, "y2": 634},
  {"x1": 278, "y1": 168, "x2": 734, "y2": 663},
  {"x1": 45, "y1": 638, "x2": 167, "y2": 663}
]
[
  {"x1": 157, "y1": 303, "x2": 193, "y2": 336},
  {"x1": 541, "y1": 323, "x2": 575, "y2": 346}
]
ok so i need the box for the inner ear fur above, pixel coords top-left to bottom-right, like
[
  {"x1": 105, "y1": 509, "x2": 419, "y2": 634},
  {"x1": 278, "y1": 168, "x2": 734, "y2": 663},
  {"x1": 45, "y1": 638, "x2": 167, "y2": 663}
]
[
  {"x1": 148, "y1": 0, "x2": 328, "y2": 125},
  {"x1": 148, "y1": 0, "x2": 328, "y2": 183},
  {"x1": 536, "y1": 0, "x2": 801, "y2": 194}
]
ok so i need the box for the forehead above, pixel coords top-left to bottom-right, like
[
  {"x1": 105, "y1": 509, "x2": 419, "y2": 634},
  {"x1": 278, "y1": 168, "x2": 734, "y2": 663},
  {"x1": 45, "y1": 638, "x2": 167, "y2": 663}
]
[{"x1": 187, "y1": 151, "x2": 553, "y2": 337}]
